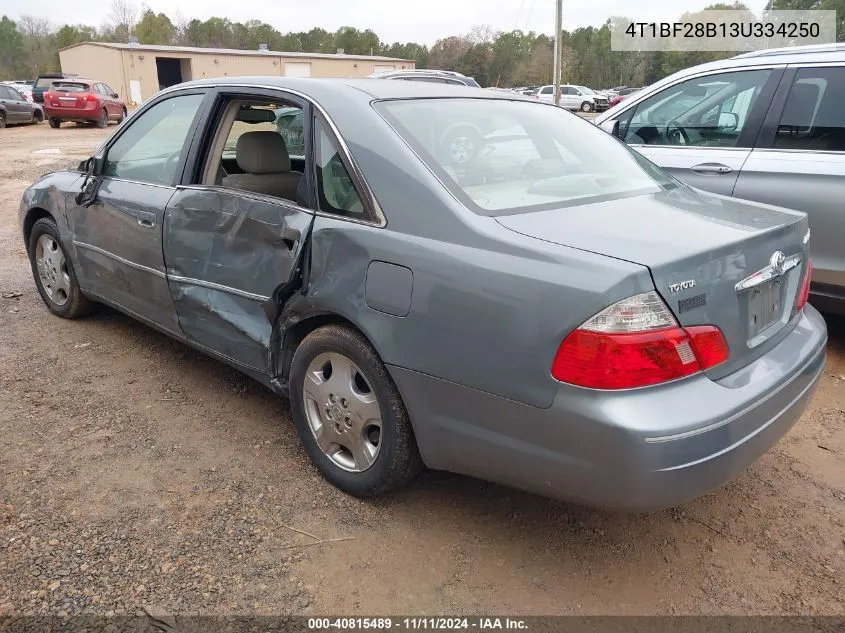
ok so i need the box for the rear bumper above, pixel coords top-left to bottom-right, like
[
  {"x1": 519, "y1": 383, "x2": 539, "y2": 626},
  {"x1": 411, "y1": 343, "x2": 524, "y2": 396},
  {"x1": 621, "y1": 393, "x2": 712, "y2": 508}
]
[
  {"x1": 44, "y1": 106, "x2": 98, "y2": 121},
  {"x1": 390, "y1": 305, "x2": 827, "y2": 511}
]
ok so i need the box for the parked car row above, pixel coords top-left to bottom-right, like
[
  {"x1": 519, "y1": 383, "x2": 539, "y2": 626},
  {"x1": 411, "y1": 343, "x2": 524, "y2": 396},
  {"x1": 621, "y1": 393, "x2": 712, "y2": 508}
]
[{"x1": 0, "y1": 72, "x2": 128, "y2": 130}]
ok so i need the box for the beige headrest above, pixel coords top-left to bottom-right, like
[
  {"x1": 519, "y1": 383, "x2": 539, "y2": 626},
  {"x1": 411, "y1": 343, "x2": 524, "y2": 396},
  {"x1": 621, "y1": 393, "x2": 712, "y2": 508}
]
[{"x1": 236, "y1": 131, "x2": 291, "y2": 174}]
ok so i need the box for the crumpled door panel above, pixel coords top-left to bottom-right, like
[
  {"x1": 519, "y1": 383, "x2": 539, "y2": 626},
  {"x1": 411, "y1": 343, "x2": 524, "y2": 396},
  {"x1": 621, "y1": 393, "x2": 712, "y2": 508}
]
[{"x1": 163, "y1": 187, "x2": 314, "y2": 372}]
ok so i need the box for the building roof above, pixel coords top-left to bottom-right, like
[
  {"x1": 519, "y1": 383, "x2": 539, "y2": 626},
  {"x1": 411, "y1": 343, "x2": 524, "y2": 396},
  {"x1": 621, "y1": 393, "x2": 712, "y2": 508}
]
[{"x1": 59, "y1": 41, "x2": 413, "y2": 63}]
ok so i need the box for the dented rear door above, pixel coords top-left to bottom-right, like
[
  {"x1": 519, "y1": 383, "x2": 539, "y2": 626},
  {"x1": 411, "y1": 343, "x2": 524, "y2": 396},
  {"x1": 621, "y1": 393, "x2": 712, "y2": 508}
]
[{"x1": 163, "y1": 187, "x2": 314, "y2": 371}]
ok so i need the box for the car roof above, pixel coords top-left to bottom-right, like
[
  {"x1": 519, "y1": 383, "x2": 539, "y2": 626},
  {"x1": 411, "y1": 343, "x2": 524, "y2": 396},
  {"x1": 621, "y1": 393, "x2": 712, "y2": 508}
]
[{"x1": 165, "y1": 76, "x2": 524, "y2": 101}]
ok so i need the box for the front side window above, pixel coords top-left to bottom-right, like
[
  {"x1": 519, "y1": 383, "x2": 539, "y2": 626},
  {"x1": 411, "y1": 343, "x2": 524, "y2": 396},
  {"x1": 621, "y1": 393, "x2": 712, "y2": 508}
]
[
  {"x1": 314, "y1": 118, "x2": 366, "y2": 219},
  {"x1": 375, "y1": 98, "x2": 675, "y2": 215},
  {"x1": 773, "y1": 67, "x2": 845, "y2": 152},
  {"x1": 540, "y1": 86, "x2": 553, "y2": 95},
  {"x1": 103, "y1": 93, "x2": 204, "y2": 185},
  {"x1": 8, "y1": 87, "x2": 24, "y2": 100},
  {"x1": 620, "y1": 69, "x2": 771, "y2": 148}
]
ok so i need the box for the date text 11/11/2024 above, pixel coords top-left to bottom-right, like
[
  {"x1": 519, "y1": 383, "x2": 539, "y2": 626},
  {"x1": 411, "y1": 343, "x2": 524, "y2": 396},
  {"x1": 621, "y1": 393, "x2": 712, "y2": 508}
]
[{"x1": 308, "y1": 617, "x2": 529, "y2": 630}]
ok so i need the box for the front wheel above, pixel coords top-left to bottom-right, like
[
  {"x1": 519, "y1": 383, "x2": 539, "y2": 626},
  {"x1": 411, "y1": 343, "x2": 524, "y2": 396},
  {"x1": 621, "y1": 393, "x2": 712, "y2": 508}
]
[
  {"x1": 96, "y1": 109, "x2": 108, "y2": 128},
  {"x1": 49, "y1": 118, "x2": 61, "y2": 129},
  {"x1": 28, "y1": 218, "x2": 94, "y2": 319},
  {"x1": 289, "y1": 324, "x2": 423, "y2": 497},
  {"x1": 0, "y1": 112, "x2": 6, "y2": 129},
  {"x1": 580, "y1": 101, "x2": 593, "y2": 112},
  {"x1": 117, "y1": 107, "x2": 127, "y2": 124},
  {"x1": 32, "y1": 110, "x2": 43, "y2": 124}
]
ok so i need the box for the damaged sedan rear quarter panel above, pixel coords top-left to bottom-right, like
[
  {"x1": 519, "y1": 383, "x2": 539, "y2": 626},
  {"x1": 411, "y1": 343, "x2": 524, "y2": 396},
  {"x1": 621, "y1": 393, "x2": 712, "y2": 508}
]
[{"x1": 19, "y1": 77, "x2": 827, "y2": 511}]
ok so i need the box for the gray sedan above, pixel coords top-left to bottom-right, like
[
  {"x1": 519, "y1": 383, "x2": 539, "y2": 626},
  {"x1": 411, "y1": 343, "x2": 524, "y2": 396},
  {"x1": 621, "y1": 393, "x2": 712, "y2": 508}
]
[{"x1": 19, "y1": 78, "x2": 827, "y2": 511}]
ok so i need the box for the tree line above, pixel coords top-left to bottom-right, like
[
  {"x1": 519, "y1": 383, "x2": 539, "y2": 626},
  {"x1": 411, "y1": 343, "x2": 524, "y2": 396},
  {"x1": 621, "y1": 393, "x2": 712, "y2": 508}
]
[{"x1": 1, "y1": 0, "x2": 843, "y2": 88}]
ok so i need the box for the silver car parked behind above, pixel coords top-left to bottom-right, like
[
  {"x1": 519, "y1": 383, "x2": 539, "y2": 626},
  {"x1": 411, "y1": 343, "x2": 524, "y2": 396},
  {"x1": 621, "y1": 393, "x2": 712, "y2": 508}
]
[
  {"x1": 595, "y1": 43, "x2": 845, "y2": 314},
  {"x1": 20, "y1": 78, "x2": 826, "y2": 511}
]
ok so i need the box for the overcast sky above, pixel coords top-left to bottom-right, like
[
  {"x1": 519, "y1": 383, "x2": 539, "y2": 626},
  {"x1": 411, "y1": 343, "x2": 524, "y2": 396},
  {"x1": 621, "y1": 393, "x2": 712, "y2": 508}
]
[{"x1": 7, "y1": 0, "x2": 771, "y2": 44}]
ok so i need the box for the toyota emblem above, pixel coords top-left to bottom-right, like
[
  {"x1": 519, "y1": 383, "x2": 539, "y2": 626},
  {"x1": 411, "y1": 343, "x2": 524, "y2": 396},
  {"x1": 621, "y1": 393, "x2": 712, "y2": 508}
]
[{"x1": 770, "y1": 251, "x2": 786, "y2": 275}]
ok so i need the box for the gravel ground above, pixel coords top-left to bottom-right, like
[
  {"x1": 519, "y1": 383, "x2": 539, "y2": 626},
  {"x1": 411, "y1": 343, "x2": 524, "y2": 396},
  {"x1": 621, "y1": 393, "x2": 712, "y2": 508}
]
[{"x1": 0, "y1": 121, "x2": 843, "y2": 621}]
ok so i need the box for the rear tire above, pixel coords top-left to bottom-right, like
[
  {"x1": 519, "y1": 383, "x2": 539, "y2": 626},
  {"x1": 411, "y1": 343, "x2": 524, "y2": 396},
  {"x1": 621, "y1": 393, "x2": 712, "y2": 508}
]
[
  {"x1": 289, "y1": 324, "x2": 423, "y2": 497},
  {"x1": 49, "y1": 118, "x2": 60, "y2": 129},
  {"x1": 96, "y1": 109, "x2": 108, "y2": 128},
  {"x1": 0, "y1": 112, "x2": 6, "y2": 129},
  {"x1": 27, "y1": 218, "x2": 95, "y2": 319}
]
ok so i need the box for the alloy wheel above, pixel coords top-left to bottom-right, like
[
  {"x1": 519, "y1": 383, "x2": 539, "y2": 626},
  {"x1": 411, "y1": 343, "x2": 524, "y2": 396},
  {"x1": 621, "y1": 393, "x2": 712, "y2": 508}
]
[
  {"x1": 302, "y1": 351, "x2": 382, "y2": 473},
  {"x1": 35, "y1": 234, "x2": 71, "y2": 306}
]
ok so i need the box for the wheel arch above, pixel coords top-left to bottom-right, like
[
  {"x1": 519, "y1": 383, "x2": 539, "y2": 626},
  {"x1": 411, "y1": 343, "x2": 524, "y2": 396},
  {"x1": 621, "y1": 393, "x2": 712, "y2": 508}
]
[
  {"x1": 22, "y1": 207, "x2": 56, "y2": 255},
  {"x1": 274, "y1": 311, "x2": 382, "y2": 392}
]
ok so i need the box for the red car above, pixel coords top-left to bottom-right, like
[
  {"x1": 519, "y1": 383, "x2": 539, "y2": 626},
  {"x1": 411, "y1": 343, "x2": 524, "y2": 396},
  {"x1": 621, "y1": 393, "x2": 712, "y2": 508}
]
[
  {"x1": 608, "y1": 87, "x2": 643, "y2": 109},
  {"x1": 44, "y1": 79, "x2": 127, "y2": 129}
]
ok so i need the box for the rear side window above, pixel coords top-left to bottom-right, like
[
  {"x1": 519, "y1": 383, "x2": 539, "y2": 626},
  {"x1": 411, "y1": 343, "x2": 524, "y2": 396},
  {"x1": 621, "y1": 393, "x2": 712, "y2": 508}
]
[
  {"x1": 773, "y1": 67, "x2": 845, "y2": 152},
  {"x1": 0, "y1": 86, "x2": 12, "y2": 100},
  {"x1": 52, "y1": 82, "x2": 89, "y2": 92},
  {"x1": 314, "y1": 118, "x2": 367, "y2": 220}
]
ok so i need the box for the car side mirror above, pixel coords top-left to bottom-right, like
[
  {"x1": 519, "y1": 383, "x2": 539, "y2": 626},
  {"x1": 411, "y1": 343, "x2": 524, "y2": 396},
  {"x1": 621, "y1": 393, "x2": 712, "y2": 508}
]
[
  {"x1": 74, "y1": 157, "x2": 103, "y2": 207},
  {"x1": 598, "y1": 118, "x2": 619, "y2": 137},
  {"x1": 718, "y1": 111, "x2": 739, "y2": 131},
  {"x1": 112, "y1": 92, "x2": 119, "y2": 98}
]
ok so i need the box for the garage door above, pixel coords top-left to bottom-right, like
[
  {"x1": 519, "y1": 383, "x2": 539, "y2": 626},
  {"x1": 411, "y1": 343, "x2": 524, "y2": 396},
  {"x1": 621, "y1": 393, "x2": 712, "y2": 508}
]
[
  {"x1": 373, "y1": 64, "x2": 396, "y2": 73},
  {"x1": 285, "y1": 62, "x2": 312, "y2": 78}
]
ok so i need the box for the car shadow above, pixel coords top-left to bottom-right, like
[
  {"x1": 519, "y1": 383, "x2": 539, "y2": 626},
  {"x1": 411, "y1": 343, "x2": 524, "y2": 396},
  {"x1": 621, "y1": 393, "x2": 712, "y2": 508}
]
[{"x1": 83, "y1": 303, "x2": 842, "y2": 529}]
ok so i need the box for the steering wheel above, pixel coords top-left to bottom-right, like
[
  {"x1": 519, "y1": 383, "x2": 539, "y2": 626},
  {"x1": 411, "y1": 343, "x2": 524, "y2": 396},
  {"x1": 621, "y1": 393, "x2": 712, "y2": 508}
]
[{"x1": 665, "y1": 119, "x2": 690, "y2": 145}]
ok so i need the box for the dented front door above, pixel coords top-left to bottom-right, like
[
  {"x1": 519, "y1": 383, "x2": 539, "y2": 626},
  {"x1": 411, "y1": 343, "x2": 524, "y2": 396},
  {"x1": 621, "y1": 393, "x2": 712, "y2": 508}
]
[{"x1": 162, "y1": 187, "x2": 314, "y2": 371}]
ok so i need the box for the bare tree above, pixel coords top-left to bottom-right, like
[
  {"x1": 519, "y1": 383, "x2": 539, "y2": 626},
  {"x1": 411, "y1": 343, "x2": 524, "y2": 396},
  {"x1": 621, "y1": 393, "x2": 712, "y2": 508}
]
[
  {"x1": 17, "y1": 16, "x2": 56, "y2": 74},
  {"x1": 171, "y1": 9, "x2": 189, "y2": 44},
  {"x1": 108, "y1": 0, "x2": 139, "y2": 42},
  {"x1": 468, "y1": 24, "x2": 496, "y2": 45}
]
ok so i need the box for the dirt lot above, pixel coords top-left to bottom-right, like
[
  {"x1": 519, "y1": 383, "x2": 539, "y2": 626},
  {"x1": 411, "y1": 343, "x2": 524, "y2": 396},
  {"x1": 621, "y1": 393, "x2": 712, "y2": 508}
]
[{"x1": 0, "y1": 121, "x2": 843, "y2": 618}]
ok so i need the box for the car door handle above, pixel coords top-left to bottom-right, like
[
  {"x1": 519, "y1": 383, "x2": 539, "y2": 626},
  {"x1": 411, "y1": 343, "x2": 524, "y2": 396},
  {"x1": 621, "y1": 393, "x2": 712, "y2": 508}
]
[
  {"x1": 692, "y1": 162, "x2": 733, "y2": 175},
  {"x1": 137, "y1": 218, "x2": 154, "y2": 228}
]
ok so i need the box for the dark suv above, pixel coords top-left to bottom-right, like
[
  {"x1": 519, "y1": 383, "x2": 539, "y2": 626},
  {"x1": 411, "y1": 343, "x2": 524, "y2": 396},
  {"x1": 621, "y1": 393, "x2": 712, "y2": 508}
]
[
  {"x1": 368, "y1": 69, "x2": 481, "y2": 87},
  {"x1": 32, "y1": 73, "x2": 78, "y2": 104}
]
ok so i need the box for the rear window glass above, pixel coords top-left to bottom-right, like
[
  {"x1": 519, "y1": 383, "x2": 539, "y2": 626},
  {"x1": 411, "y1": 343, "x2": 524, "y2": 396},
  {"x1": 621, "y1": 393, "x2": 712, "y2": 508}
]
[
  {"x1": 375, "y1": 98, "x2": 674, "y2": 216},
  {"x1": 51, "y1": 82, "x2": 89, "y2": 92},
  {"x1": 36, "y1": 77, "x2": 59, "y2": 88}
]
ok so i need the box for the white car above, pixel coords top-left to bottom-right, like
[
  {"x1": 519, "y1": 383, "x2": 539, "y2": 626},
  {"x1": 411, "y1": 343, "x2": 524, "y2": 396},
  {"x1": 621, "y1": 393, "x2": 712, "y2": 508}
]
[
  {"x1": 2, "y1": 81, "x2": 33, "y2": 102},
  {"x1": 534, "y1": 84, "x2": 609, "y2": 112}
]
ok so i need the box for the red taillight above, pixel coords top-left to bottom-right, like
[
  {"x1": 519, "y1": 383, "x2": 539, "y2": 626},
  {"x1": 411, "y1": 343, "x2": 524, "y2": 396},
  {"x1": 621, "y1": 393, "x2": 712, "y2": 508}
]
[
  {"x1": 44, "y1": 91, "x2": 53, "y2": 100},
  {"x1": 685, "y1": 326, "x2": 730, "y2": 370},
  {"x1": 796, "y1": 259, "x2": 812, "y2": 311},
  {"x1": 85, "y1": 93, "x2": 97, "y2": 102},
  {"x1": 551, "y1": 292, "x2": 729, "y2": 390}
]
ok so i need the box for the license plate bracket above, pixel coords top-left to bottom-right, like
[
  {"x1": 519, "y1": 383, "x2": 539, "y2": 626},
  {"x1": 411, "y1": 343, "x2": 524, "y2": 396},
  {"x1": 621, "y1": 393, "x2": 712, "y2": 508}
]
[{"x1": 748, "y1": 278, "x2": 783, "y2": 340}]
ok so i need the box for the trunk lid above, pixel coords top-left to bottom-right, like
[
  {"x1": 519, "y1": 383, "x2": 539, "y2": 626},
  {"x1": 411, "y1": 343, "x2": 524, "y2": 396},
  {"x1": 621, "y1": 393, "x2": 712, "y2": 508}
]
[{"x1": 496, "y1": 186, "x2": 810, "y2": 378}]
